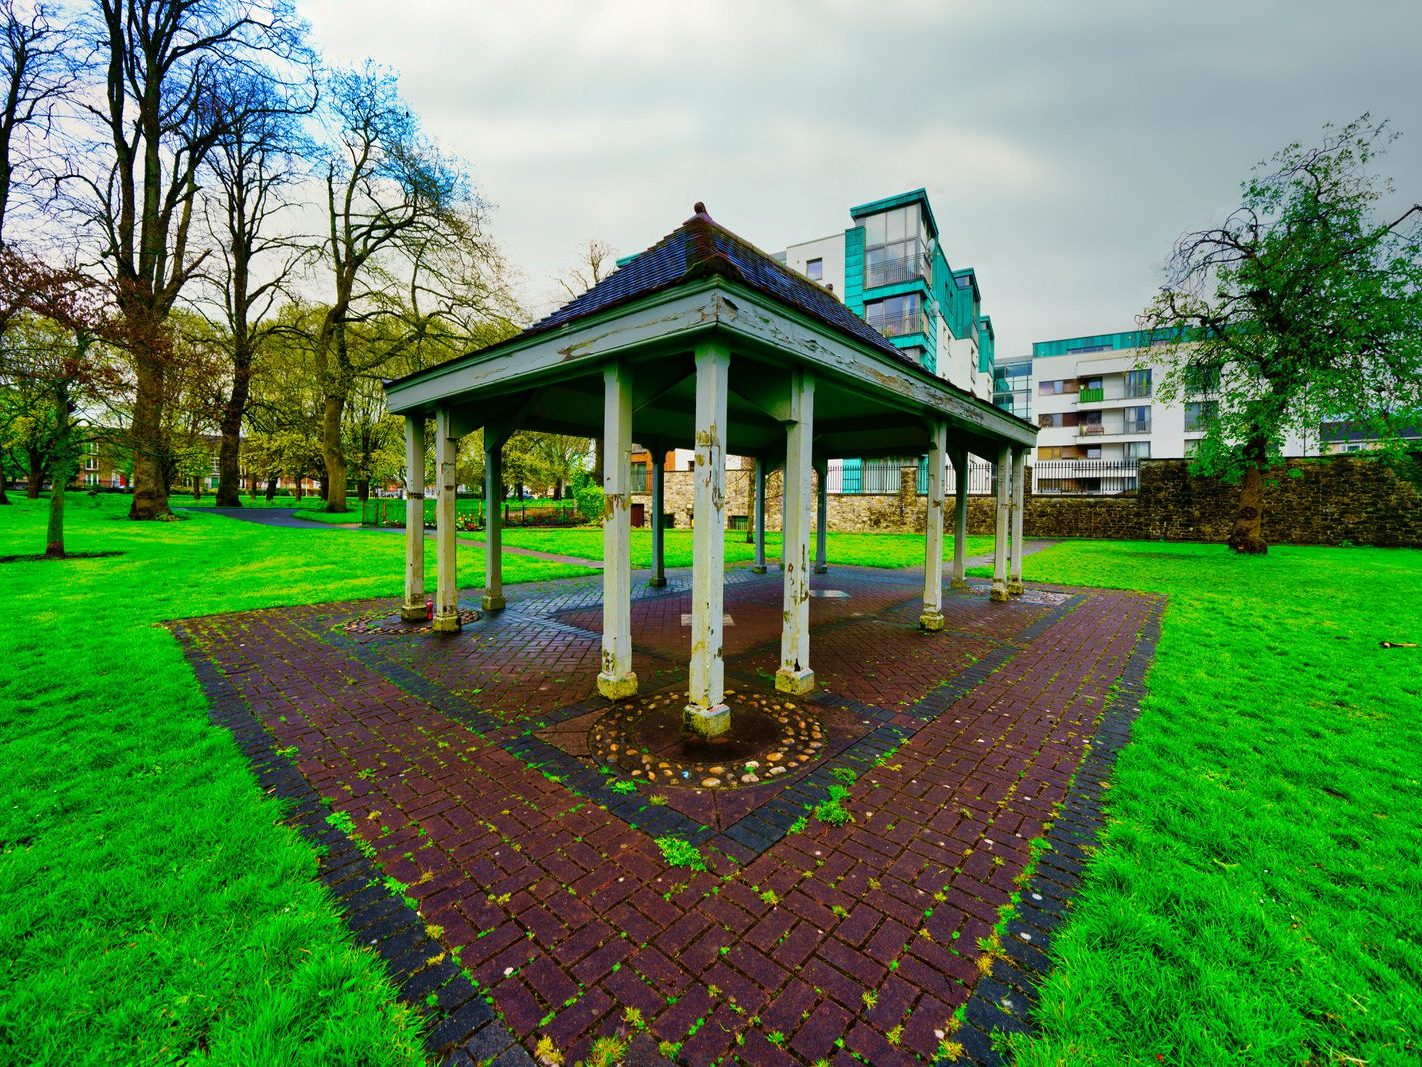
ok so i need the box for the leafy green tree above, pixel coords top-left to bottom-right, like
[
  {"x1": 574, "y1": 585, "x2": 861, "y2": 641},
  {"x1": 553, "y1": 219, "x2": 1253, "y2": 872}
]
[{"x1": 1143, "y1": 115, "x2": 1422, "y2": 553}]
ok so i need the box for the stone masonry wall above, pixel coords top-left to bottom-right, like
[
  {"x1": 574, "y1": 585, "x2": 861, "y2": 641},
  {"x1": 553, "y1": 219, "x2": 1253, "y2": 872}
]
[{"x1": 633, "y1": 455, "x2": 1421, "y2": 547}]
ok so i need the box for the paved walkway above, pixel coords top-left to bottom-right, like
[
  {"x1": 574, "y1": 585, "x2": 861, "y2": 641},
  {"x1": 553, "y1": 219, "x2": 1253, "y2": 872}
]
[{"x1": 174, "y1": 564, "x2": 1156, "y2": 1066}]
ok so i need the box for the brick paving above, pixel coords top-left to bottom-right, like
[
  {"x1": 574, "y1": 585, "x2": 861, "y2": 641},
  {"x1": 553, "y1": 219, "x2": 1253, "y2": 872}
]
[{"x1": 173, "y1": 565, "x2": 1162, "y2": 1066}]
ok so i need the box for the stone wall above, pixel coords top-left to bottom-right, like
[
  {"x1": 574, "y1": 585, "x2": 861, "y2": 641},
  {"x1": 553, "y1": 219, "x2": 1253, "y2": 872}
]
[{"x1": 633, "y1": 455, "x2": 1422, "y2": 547}]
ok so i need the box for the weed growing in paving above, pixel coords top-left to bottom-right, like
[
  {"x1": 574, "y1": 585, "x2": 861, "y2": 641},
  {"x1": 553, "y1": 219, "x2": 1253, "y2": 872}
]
[
  {"x1": 654, "y1": 835, "x2": 707, "y2": 871},
  {"x1": 813, "y1": 784, "x2": 854, "y2": 826}
]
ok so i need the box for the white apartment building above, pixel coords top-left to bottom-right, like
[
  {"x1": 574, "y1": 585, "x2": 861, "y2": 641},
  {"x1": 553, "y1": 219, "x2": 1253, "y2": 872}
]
[{"x1": 1029, "y1": 330, "x2": 1316, "y2": 492}]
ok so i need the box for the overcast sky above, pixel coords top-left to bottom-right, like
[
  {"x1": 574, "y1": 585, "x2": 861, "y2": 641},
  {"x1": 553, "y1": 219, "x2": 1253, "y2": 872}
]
[{"x1": 298, "y1": 0, "x2": 1422, "y2": 357}]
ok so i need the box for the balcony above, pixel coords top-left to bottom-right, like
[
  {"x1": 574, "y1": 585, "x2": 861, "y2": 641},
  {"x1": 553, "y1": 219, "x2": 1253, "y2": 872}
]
[
  {"x1": 872, "y1": 313, "x2": 929, "y2": 339},
  {"x1": 1077, "y1": 418, "x2": 1151, "y2": 437},
  {"x1": 864, "y1": 247, "x2": 931, "y2": 289},
  {"x1": 1076, "y1": 384, "x2": 1151, "y2": 405}
]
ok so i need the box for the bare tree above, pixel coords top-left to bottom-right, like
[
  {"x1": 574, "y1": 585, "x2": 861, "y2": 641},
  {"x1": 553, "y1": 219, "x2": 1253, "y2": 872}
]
[
  {"x1": 202, "y1": 69, "x2": 313, "y2": 506},
  {"x1": 67, "y1": 0, "x2": 310, "y2": 519},
  {"x1": 0, "y1": 0, "x2": 72, "y2": 248},
  {"x1": 310, "y1": 62, "x2": 510, "y2": 513},
  {"x1": 554, "y1": 237, "x2": 616, "y2": 301}
]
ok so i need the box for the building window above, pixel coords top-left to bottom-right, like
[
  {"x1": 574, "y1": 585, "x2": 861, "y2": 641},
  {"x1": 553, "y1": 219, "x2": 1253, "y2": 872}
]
[
  {"x1": 864, "y1": 293, "x2": 925, "y2": 339},
  {"x1": 805, "y1": 258, "x2": 823, "y2": 281},
  {"x1": 630, "y1": 460, "x2": 650, "y2": 494},
  {"x1": 862, "y1": 205, "x2": 930, "y2": 288},
  {"x1": 1038, "y1": 379, "x2": 1065, "y2": 395},
  {"x1": 84, "y1": 456, "x2": 98, "y2": 471},
  {"x1": 84, "y1": 473, "x2": 98, "y2": 487},
  {"x1": 1125, "y1": 368, "x2": 1152, "y2": 398},
  {"x1": 1185, "y1": 400, "x2": 1218, "y2": 432},
  {"x1": 1124, "y1": 406, "x2": 1151, "y2": 434},
  {"x1": 1125, "y1": 441, "x2": 1151, "y2": 459},
  {"x1": 1038, "y1": 413, "x2": 1055, "y2": 428},
  {"x1": 1085, "y1": 446, "x2": 1102, "y2": 459}
]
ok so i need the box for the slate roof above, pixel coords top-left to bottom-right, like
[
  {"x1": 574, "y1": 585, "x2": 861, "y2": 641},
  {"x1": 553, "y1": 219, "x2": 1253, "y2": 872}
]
[{"x1": 524, "y1": 206, "x2": 919, "y2": 369}]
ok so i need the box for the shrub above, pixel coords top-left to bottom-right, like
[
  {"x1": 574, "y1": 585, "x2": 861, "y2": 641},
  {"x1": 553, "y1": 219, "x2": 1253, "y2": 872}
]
[{"x1": 574, "y1": 483, "x2": 604, "y2": 524}]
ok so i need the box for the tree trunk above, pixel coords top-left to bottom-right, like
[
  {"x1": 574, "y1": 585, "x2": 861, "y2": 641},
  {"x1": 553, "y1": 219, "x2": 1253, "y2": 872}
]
[
  {"x1": 191, "y1": 475, "x2": 202, "y2": 500},
  {"x1": 214, "y1": 380, "x2": 246, "y2": 506},
  {"x1": 45, "y1": 474, "x2": 66, "y2": 559},
  {"x1": 319, "y1": 470, "x2": 329, "y2": 502},
  {"x1": 264, "y1": 475, "x2": 278, "y2": 501},
  {"x1": 357, "y1": 478, "x2": 370, "y2": 504},
  {"x1": 322, "y1": 393, "x2": 349, "y2": 512},
  {"x1": 553, "y1": 479, "x2": 563, "y2": 501},
  {"x1": 1228, "y1": 439, "x2": 1269, "y2": 554},
  {"x1": 128, "y1": 355, "x2": 172, "y2": 519},
  {"x1": 27, "y1": 450, "x2": 42, "y2": 498},
  {"x1": 293, "y1": 477, "x2": 303, "y2": 501}
]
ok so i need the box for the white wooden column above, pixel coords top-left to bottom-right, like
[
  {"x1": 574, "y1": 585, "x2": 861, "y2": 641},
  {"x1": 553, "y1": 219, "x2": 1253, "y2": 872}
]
[
  {"x1": 400, "y1": 416, "x2": 427, "y2": 622},
  {"x1": 597, "y1": 362, "x2": 637, "y2": 699},
  {"x1": 432, "y1": 407, "x2": 462, "y2": 633},
  {"x1": 751, "y1": 457, "x2": 767, "y2": 573},
  {"x1": 813, "y1": 456, "x2": 829, "y2": 574},
  {"x1": 920, "y1": 421, "x2": 948, "y2": 631},
  {"x1": 991, "y1": 444, "x2": 1011, "y2": 603},
  {"x1": 1009, "y1": 447, "x2": 1027, "y2": 595},
  {"x1": 950, "y1": 446, "x2": 970, "y2": 590},
  {"x1": 482, "y1": 437, "x2": 506, "y2": 611},
  {"x1": 649, "y1": 446, "x2": 667, "y2": 588},
  {"x1": 684, "y1": 340, "x2": 731, "y2": 737},
  {"x1": 777, "y1": 370, "x2": 815, "y2": 695}
]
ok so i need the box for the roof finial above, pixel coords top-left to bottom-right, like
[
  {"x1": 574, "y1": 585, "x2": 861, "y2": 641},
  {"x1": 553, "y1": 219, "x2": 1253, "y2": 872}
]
[{"x1": 693, "y1": 201, "x2": 709, "y2": 219}]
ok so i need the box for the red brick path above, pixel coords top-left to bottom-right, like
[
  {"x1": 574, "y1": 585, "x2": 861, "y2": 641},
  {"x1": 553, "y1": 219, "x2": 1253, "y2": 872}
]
[{"x1": 176, "y1": 568, "x2": 1159, "y2": 1065}]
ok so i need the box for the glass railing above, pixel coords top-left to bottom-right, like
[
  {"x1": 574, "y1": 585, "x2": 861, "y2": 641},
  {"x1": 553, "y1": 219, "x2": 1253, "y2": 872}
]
[
  {"x1": 864, "y1": 245, "x2": 932, "y2": 288},
  {"x1": 872, "y1": 313, "x2": 929, "y2": 339}
]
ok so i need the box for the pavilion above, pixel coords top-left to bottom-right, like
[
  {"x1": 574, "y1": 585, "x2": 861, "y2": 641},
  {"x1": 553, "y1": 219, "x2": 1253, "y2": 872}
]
[{"x1": 383, "y1": 205, "x2": 1036, "y2": 739}]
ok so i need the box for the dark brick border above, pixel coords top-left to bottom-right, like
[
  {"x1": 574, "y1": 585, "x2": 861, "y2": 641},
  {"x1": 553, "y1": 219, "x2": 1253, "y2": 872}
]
[
  {"x1": 174, "y1": 632, "x2": 536, "y2": 1066},
  {"x1": 951, "y1": 592, "x2": 1165, "y2": 1064}
]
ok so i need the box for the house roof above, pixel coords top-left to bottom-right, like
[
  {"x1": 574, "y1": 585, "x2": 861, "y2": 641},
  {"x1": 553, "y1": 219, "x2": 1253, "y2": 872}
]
[{"x1": 522, "y1": 204, "x2": 917, "y2": 369}]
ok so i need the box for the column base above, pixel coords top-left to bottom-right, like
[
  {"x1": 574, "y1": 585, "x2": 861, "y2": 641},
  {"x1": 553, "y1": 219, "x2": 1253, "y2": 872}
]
[
  {"x1": 647, "y1": 576, "x2": 668, "y2": 588},
  {"x1": 812, "y1": 564, "x2": 828, "y2": 575},
  {"x1": 597, "y1": 671, "x2": 639, "y2": 700},
  {"x1": 919, "y1": 610, "x2": 946, "y2": 632},
  {"x1": 400, "y1": 602, "x2": 428, "y2": 623},
  {"x1": 432, "y1": 613, "x2": 462, "y2": 634},
  {"x1": 1007, "y1": 579, "x2": 1025, "y2": 596},
  {"x1": 682, "y1": 702, "x2": 730, "y2": 738},
  {"x1": 989, "y1": 581, "x2": 1010, "y2": 603},
  {"x1": 775, "y1": 667, "x2": 815, "y2": 695},
  {"x1": 750, "y1": 564, "x2": 768, "y2": 574},
  {"x1": 481, "y1": 593, "x2": 506, "y2": 611},
  {"x1": 950, "y1": 578, "x2": 970, "y2": 591}
]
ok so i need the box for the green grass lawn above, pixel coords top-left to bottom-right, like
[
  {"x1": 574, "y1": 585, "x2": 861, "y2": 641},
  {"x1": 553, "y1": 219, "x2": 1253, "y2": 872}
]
[
  {"x1": 0, "y1": 495, "x2": 595, "y2": 1065},
  {"x1": 979, "y1": 541, "x2": 1422, "y2": 1066},
  {"x1": 500, "y1": 526, "x2": 998, "y2": 568}
]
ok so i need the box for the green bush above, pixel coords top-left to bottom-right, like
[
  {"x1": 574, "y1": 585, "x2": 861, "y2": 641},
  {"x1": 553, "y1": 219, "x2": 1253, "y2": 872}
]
[{"x1": 574, "y1": 483, "x2": 604, "y2": 524}]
